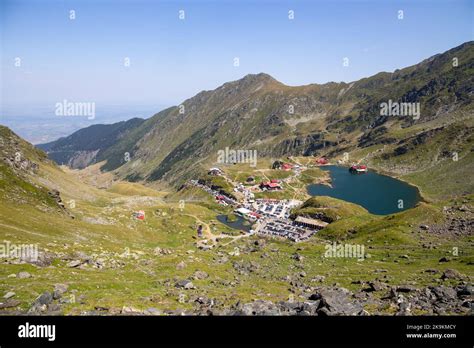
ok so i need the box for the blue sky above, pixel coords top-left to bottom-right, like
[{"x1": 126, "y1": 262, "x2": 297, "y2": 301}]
[{"x1": 1, "y1": 0, "x2": 473, "y2": 108}]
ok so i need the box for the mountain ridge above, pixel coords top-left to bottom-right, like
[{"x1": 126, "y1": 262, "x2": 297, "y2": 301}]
[
  {"x1": 37, "y1": 41, "x2": 473, "y2": 198},
  {"x1": 37, "y1": 117, "x2": 145, "y2": 169}
]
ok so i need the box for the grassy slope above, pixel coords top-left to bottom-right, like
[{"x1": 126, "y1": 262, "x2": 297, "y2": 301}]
[
  {"x1": 1, "y1": 156, "x2": 472, "y2": 315},
  {"x1": 2, "y1": 41, "x2": 474, "y2": 313},
  {"x1": 346, "y1": 114, "x2": 474, "y2": 202},
  {"x1": 1, "y1": 190, "x2": 471, "y2": 314}
]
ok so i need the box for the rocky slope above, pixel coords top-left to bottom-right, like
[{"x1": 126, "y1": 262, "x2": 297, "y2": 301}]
[
  {"x1": 0, "y1": 126, "x2": 63, "y2": 212},
  {"x1": 37, "y1": 118, "x2": 145, "y2": 169},
  {"x1": 0, "y1": 127, "x2": 472, "y2": 316}
]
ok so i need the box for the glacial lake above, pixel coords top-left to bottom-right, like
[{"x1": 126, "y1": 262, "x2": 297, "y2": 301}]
[
  {"x1": 307, "y1": 165, "x2": 421, "y2": 215},
  {"x1": 216, "y1": 215, "x2": 252, "y2": 232}
]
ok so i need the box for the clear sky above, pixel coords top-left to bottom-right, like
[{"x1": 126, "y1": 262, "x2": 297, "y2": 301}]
[{"x1": 1, "y1": 0, "x2": 473, "y2": 108}]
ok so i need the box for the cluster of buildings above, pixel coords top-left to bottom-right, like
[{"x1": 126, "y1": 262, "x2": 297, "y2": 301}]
[
  {"x1": 232, "y1": 198, "x2": 325, "y2": 241},
  {"x1": 233, "y1": 182, "x2": 256, "y2": 201},
  {"x1": 234, "y1": 199, "x2": 296, "y2": 220},
  {"x1": 349, "y1": 164, "x2": 368, "y2": 173},
  {"x1": 208, "y1": 167, "x2": 223, "y2": 176},
  {"x1": 251, "y1": 199, "x2": 300, "y2": 219},
  {"x1": 259, "y1": 179, "x2": 282, "y2": 191},
  {"x1": 294, "y1": 216, "x2": 328, "y2": 229},
  {"x1": 193, "y1": 164, "x2": 329, "y2": 242},
  {"x1": 272, "y1": 161, "x2": 299, "y2": 171},
  {"x1": 234, "y1": 207, "x2": 261, "y2": 221},
  {"x1": 190, "y1": 179, "x2": 236, "y2": 206}
]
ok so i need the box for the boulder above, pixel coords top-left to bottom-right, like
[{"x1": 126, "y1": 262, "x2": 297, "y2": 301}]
[
  {"x1": 397, "y1": 285, "x2": 416, "y2": 293},
  {"x1": 0, "y1": 299, "x2": 21, "y2": 309},
  {"x1": 315, "y1": 288, "x2": 363, "y2": 315},
  {"x1": 144, "y1": 307, "x2": 162, "y2": 315},
  {"x1": 53, "y1": 284, "x2": 69, "y2": 299},
  {"x1": 176, "y1": 261, "x2": 186, "y2": 270},
  {"x1": 311, "y1": 275, "x2": 326, "y2": 283},
  {"x1": 457, "y1": 284, "x2": 473, "y2": 296},
  {"x1": 291, "y1": 253, "x2": 304, "y2": 261},
  {"x1": 366, "y1": 281, "x2": 387, "y2": 292},
  {"x1": 441, "y1": 269, "x2": 463, "y2": 280},
  {"x1": 67, "y1": 260, "x2": 83, "y2": 268},
  {"x1": 430, "y1": 286, "x2": 457, "y2": 301},
  {"x1": 3, "y1": 292, "x2": 15, "y2": 299},
  {"x1": 237, "y1": 300, "x2": 281, "y2": 316},
  {"x1": 35, "y1": 291, "x2": 53, "y2": 306},
  {"x1": 47, "y1": 303, "x2": 61, "y2": 313},
  {"x1": 193, "y1": 270, "x2": 209, "y2": 280},
  {"x1": 121, "y1": 306, "x2": 141, "y2": 314},
  {"x1": 424, "y1": 268, "x2": 440, "y2": 273},
  {"x1": 194, "y1": 296, "x2": 214, "y2": 308},
  {"x1": 17, "y1": 271, "x2": 31, "y2": 279},
  {"x1": 301, "y1": 301, "x2": 320, "y2": 315},
  {"x1": 153, "y1": 247, "x2": 172, "y2": 256},
  {"x1": 175, "y1": 280, "x2": 195, "y2": 289},
  {"x1": 28, "y1": 291, "x2": 54, "y2": 314},
  {"x1": 21, "y1": 251, "x2": 55, "y2": 267}
]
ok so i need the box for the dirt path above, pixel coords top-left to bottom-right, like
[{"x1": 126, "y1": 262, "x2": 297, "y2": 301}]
[
  {"x1": 183, "y1": 214, "x2": 213, "y2": 239},
  {"x1": 184, "y1": 214, "x2": 252, "y2": 248},
  {"x1": 221, "y1": 231, "x2": 254, "y2": 246},
  {"x1": 0, "y1": 222, "x2": 54, "y2": 239}
]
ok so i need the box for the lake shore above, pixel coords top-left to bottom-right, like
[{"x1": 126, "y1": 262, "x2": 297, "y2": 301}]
[{"x1": 306, "y1": 165, "x2": 422, "y2": 215}]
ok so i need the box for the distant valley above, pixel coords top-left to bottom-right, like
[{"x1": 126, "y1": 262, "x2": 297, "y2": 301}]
[{"x1": 1, "y1": 104, "x2": 164, "y2": 144}]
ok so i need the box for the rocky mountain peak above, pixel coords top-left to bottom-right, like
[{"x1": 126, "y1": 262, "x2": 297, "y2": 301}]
[
  {"x1": 240, "y1": 72, "x2": 277, "y2": 83},
  {"x1": 223, "y1": 72, "x2": 281, "y2": 91}
]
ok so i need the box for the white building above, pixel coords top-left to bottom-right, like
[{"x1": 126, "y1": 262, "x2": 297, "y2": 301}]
[{"x1": 235, "y1": 207, "x2": 252, "y2": 216}]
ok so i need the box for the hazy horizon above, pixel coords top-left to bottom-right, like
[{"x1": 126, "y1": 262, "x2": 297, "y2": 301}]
[{"x1": 1, "y1": 0, "x2": 473, "y2": 142}]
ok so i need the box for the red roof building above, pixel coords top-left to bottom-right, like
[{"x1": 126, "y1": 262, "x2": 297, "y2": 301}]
[
  {"x1": 134, "y1": 210, "x2": 145, "y2": 220},
  {"x1": 317, "y1": 157, "x2": 328, "y2": 165},
  {"x1": 249, "y1": 212, "x2": 262, "y2": 219},
  {"x1": 349, "y1": 164, "x2": 368, "y2": 173},
  {"x1": 260, "y1": 181, "x2": 282, "y2": 190}
]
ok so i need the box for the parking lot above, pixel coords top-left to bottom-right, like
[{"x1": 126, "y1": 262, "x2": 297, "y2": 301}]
[
  {"x1": 257, "y1": 218, "x2": 315, "y2": 242},
  {"x1": 252, "y1": 199, "x2": 301, "y2": 219},
  {"x1": 191, "y1": 178, "x2": 322, "y2": 242}
]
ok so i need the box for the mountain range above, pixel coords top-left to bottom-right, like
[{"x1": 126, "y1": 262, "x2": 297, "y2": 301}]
[
  {"x1": 38, "y1": 42, "x2": 473, "y2": 199},
  {"x1": 1, "y1": 41, "x2": 473, "y2": 317}
]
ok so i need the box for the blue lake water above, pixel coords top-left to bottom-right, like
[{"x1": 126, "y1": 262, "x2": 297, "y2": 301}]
[
  {"x1": 216, "y1": 215, "x2": 252, "y2": 232},
  {"x1": 307, "y1": 166, "x2": 421, "y2": 215}
]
